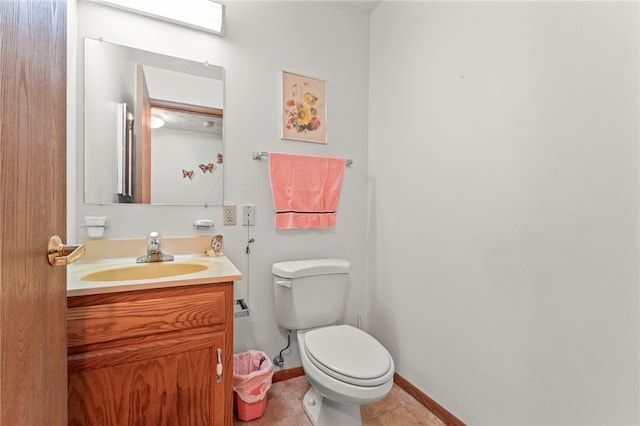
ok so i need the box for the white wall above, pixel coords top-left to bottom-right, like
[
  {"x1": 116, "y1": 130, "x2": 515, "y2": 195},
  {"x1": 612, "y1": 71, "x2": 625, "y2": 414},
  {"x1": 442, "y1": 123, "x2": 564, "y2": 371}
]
[
  {"x1": 369, "y1": 2, "x2": 639, "y2": 425},
  {"x1": 69, "y1": 1, "x2": 370, "y2": 368},
  {"x1": 151, "y1": 128, "x2": 223, "y2": 205}
]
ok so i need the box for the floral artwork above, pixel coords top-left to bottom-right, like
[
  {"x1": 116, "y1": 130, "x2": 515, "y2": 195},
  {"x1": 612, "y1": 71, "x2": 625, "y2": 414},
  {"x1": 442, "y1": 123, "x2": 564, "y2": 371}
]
[{"x1": 282, "y1": 71, "x2": 327, "y2": 143}]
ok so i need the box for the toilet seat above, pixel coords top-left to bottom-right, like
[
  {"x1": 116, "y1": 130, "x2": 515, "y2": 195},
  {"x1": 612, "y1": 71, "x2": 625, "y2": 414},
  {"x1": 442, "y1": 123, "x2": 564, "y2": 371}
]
[{"x1": 304, "y1": 325, "x2": 392, "y2": 387}]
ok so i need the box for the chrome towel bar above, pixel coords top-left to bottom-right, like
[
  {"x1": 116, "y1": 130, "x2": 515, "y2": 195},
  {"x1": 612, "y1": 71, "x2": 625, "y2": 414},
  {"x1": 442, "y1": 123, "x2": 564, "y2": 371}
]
[{"x1": 252, "y1": 151, "x2": 353, "y2": 166}]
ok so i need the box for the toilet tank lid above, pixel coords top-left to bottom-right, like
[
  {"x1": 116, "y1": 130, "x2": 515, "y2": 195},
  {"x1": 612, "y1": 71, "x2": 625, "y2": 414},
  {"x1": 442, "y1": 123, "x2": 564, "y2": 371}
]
[{"x1": 272, "y1": 259, "x2": 351, "y2": 278}]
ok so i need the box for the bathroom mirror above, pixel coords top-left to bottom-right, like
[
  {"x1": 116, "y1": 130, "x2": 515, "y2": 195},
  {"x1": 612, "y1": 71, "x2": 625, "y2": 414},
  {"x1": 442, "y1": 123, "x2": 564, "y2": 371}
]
[{"x1": 83, "y1": 38, "x2": 224, "y2": 205}]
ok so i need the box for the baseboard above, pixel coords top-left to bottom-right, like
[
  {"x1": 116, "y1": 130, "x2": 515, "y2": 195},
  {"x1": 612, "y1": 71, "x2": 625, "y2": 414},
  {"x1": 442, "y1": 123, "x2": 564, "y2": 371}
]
[
  {"x1": 394, "y1": 373, "x2": 466, "y2": 426},
  {"x1": 272, "y1": 367, "x2": 464, "y2": 425},
  {"x1": 273, "y1": 366, "x2": 304, "y2": 383}
]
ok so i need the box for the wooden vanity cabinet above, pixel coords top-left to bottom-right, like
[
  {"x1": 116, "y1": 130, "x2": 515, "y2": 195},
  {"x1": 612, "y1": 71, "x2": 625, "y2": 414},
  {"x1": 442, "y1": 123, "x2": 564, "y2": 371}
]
[{"x1": 67, "y1": 282, "x2": 234, "y2": 426}]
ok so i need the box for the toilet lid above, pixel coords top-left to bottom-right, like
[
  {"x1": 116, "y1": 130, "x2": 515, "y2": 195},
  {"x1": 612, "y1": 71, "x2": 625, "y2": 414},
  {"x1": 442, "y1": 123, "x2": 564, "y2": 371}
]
[{"x1": 304, "y1": 325, "x2": 392, "y2": 386}]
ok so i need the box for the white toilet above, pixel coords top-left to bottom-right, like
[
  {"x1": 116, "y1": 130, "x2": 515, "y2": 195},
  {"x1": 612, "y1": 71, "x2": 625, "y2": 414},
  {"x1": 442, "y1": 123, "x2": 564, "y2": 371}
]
[{"x1": 273, "y1": 259, "x2": 394, "y2": 426}]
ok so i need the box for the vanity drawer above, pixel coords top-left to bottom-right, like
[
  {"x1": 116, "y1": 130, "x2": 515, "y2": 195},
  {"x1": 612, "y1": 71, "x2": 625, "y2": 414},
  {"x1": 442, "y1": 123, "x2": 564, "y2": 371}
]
[{"x1": 67, "y1": 286, "x2": 227, "y2": 348}]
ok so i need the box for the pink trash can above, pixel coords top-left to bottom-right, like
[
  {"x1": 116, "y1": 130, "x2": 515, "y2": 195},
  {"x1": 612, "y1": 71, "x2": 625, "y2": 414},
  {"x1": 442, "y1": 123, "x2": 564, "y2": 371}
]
[{"x1": 233, "y1": 351, "x2": 273, "y2": 421}]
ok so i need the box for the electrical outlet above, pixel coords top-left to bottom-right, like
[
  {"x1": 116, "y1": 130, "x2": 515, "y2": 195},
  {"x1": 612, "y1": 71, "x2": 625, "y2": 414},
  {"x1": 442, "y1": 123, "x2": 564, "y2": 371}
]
[
  {"x1": 242, "y1": 205, "x2": 255, "y2": 226},
  {"x1": 223, "y1": 205, "x2": 236, "y2": 226}
]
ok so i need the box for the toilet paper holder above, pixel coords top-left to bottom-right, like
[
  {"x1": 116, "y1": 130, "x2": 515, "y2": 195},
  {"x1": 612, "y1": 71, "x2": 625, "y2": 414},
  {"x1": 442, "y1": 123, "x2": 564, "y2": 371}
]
[{"x1": 234, "y1": 298, "x2": 250, "y2": 318}]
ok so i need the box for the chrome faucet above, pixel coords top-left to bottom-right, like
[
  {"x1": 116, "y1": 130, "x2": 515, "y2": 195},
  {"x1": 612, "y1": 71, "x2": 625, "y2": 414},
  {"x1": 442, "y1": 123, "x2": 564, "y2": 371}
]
[{"x1": 136, "y1": 231, "x2": 174, "y2": 263}]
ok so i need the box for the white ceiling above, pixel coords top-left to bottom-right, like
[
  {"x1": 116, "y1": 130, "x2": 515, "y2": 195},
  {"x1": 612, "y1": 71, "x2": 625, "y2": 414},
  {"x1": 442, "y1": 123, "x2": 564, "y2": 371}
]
[{"x1": 348, "y1": 0, "x2": 382, "y2": 14}]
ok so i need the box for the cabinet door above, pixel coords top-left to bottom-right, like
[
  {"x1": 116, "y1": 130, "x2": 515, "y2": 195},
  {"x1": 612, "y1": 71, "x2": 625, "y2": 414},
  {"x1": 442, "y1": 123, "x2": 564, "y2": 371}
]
[{"x1": 68, "y1": 332, "x2": 226, "y2": 426}]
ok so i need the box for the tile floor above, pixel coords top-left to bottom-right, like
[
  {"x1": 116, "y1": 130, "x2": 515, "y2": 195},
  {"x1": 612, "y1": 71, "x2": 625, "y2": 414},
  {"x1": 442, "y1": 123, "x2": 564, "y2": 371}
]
[{"x1": 234, "y1": 375, "x2": 447, "y2": 426}]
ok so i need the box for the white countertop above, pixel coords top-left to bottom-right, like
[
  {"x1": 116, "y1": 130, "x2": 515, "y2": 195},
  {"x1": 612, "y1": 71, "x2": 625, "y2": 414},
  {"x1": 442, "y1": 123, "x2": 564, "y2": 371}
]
[{"x1": 67, "y1": 254, "x2": 242, "y2": 297}]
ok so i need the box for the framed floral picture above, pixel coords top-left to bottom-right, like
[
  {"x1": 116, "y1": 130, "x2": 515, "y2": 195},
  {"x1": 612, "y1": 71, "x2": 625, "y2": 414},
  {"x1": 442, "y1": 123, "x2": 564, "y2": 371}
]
[{"x1": 282, "y1": 71, "x2": 327, "y2": 144}]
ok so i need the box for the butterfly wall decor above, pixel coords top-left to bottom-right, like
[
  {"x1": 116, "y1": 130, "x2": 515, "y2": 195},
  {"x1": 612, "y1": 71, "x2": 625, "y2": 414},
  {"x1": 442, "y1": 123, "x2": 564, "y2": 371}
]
[
  {"x1": 182, "y1": 169, "x2": 194, "y2": 179},
  {"x1": 199, "y1": 163, "x2": 215, "y2": 173}
]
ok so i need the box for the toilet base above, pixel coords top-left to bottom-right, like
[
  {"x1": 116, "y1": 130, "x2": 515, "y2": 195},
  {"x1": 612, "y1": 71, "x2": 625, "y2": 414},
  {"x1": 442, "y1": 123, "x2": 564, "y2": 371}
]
[{"x1": 303, "y1": 387, "x2": 363, "y2": 426}]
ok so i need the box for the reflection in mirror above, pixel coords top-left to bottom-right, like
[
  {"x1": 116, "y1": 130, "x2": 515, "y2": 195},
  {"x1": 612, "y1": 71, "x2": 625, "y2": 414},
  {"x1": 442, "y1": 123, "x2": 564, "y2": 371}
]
[{"x1": 83, "y1": 38, "x2": 224, "y2": 205}]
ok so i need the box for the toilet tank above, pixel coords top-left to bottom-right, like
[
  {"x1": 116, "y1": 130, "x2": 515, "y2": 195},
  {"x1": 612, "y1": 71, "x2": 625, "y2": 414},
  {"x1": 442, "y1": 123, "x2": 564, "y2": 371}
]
[{"x1": 273, "y1": 259, "x2": 350, "y2": 331}]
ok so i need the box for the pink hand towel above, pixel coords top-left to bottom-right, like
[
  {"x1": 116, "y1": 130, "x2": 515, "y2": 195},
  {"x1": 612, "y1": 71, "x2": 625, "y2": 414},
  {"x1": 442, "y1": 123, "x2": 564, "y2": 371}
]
[{"x1": 269, "y1": 152, "x2": 346, "y2": 229}]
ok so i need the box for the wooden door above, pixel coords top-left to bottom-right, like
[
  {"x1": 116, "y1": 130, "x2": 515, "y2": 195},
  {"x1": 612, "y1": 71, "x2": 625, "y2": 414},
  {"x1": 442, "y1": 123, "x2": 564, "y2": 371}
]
[{"x1": 0, "y1": 1, "x2": 68, "y2": 424}]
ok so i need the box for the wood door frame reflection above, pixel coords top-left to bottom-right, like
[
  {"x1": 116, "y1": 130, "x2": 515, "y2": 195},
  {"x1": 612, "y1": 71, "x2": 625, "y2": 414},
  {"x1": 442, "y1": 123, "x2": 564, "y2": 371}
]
[{"x1": 135, "y1": 64, "x2": 152, "y2": 203}]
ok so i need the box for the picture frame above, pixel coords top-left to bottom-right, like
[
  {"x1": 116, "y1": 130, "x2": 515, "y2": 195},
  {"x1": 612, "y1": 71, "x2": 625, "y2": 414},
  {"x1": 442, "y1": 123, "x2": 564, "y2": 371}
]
[{"x1": 281, "y1": 70, "x2": 327, "y2": 144}]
